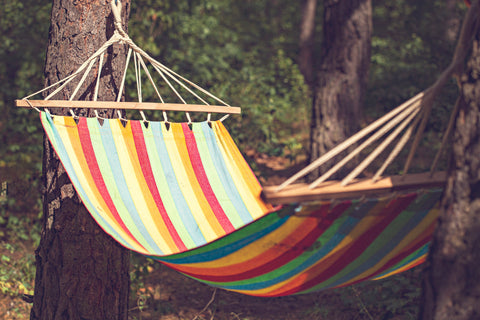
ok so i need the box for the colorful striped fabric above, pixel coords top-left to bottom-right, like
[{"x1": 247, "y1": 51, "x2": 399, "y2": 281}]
[
  {"x1": 157, "y1": 191, "x2": 440, "y2": 296},
  {"x1": 40, "y1": 111, "x2": 441, "y2": 296}
]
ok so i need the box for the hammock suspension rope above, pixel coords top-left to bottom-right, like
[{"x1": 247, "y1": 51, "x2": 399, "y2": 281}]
[{"x1": 15, "y1": 0, "x2": 479, "y2": 297}]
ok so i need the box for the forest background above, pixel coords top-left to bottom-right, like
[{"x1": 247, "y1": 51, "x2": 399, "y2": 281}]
[{"x1": 0, "y1": 0, "x2": 467, "y2": 319}]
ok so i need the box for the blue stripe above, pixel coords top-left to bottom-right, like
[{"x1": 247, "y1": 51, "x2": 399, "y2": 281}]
[
  {"x1": 155, "y1": 213, "x2": 290, "y2": 264},
  {"x1": 41, "y1": 112, "x2": 132, "y2": 249},
  {"x1": 202, "y1": 201, "x2": 377, "y2": 291},
  {"x1": 149, "y1": 121, "x2": 207, "y2": 246},
  {"x1": 97, "y1": 119, "x2": 163, "y2": 254},
  {"x1": 373, "y1": 243, "x2": 429, "y2": 279},
  {"x1": 201, "y1": 122, "x2": 252, "y2": 224},
  {"x1": 320, "y1": 192, "x2": 441, "y2": 290}
]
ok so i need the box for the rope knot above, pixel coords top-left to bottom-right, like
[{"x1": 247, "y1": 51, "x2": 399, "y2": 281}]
[{"x1": 111, "y1": 0, "x2": 126, "y2": 34}]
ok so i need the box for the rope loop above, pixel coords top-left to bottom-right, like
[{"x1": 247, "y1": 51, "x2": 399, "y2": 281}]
[
  {"x1": 186, "y1": 112, "x2": 192, "y2": 126},
  {"x1": 24, "y1": 99, "x2": 42, "y2": 113},
  {"x1": 69, "y1": 109, "x2": 79, "y2": 119},
  {"x1": 117, "y1": 110, "x2": 127, "y2": 122},
  {"x1": 162, "y1": 111, "x2": 169, "y2": 123},
  {"x1": 20, "y1": 0, "x2": 235, "y2": 128},
  {"x1": 139, "y1": 110, "x2": 148, "y2": 123}
]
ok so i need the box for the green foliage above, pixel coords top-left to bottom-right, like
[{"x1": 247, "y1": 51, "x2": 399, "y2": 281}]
[
  {"x1": 128, "y1": 0, "x2": 310, "y2": 161},
  {"x1": 0, "y1": 242, "x2": 35, "y2": 297},
  {"x1": 368, "y1": 0, "x2": 464, "y2": 119},
  {"x1": 0, "y1": 0, "x2": 50, "y2": 222},
  {"x1": 0, "y1": 0, "x2": 470, "y2": 318}
]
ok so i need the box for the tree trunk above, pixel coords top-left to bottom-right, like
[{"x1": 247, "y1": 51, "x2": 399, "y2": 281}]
[
  {"x1": 299, "y1": 0, "x2": 318, "y2": 90},
  {"x1": 445, "y1": 0, "x2": 463, "y2": 44},
  {"x1": 31, "y1": 1, "x2": 131, "y2": 319},
  {"x1": 309, "y1": 0, "x2": 372, "y2": 179},
  {"x1": 420, "y1": 15, "x2": 480, "y2": 320}
]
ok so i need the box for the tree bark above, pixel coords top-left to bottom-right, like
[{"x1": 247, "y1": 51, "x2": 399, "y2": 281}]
[
  {"x1": 445, "y1": 0, "x2": 463, "y2": 44},
  {"x1": 31, "y1": 1, "x2": 131, "y2": 319},
  {"x1": 309, "y1": 0, "x2": 372, "y2": 179},
  {"x1": 420, "y1": 9, "x2": 480, "y2": 320},
  {"x1": 299, "y1": 0, "x2": 318, "y2": 90}
]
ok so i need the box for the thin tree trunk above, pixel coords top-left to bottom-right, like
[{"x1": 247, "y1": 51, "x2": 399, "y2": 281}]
[
  {"x1": 299, "y1": 0, "x2": 318, "y2": 90},
  {"x1": 309, "y1": 0, "x2": 371, "y2": 179},
  {"x1": 31, "y1": 1, "x2": 131, "y2": 319},
  {"x1": 420, "y1": 5, "x2": 480, "y2": 319},
  {"x1": 445, "y1": 0, "x2": 463, "y2": 43}
]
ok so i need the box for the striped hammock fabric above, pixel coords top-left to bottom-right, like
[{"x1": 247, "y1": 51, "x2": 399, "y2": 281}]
[{"x1": 40, "y1": 111, "x2": 441, "y2": 296}]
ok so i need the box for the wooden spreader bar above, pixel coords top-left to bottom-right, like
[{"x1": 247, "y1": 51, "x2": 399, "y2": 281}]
[
  {"x1": 262, "y1": 171, "x2": 446, "y2": 205},
  {"x1": 16, "y1": 99, "x2": 241, "y2": 114}
]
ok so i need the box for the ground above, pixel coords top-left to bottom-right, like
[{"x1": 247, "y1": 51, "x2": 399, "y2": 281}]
[
  {"x1": 127, "y1": 259, "x2": 423, "y2": 320},
  {"x1": 0, "y1": 217, "x2": 424, "y2": 320},
  {"x1": 0, "y1": 149, "x2": 424, "y2": 320},
  {"x1": 0, "y1": 243, "x2": 424, "y2": 320}
]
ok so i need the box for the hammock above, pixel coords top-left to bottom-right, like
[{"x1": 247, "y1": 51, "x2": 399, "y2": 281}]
[
  {"x1": 18, "y1": 0, "x2": 463, "y2": 297},
  {"x1": 39, "y1": 110, "x2": 441, "y2": 297}
]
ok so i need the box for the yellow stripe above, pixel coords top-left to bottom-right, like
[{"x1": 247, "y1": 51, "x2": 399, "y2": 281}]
[
  {"x1": 171, "y1": 124, "x2": 226, "y2": 237},
  {"x1": 162, "y1": 123, "x2": 217, "y2": 241},
  {"x1": 212, "y1": 122, "x2": 271, "y2": 220},
  {"x1": 373, "y1": 255, "x2": 426, "y2": 280},
  {"x1": 141, "y1": 123, "x2": 196, "y2": 248},
  {"x1": 86, "y1": 117, "x2": 151, "y2": 254},
  {"x1": 109, "y1": 120, "x2": 172, "y2": 253},
  {"x1": 178, "y1": 214, "x2": 307, "y2": 269},
  {"x1": 241, "y1": 204, "x2": 388, "y2": 295},
  {"x1": 54, "y1": 117, "x2": 145, "y2": 252},
  {"x1": 338, "y1": 207, "x2": 439, "y2": 286},
  {"x1": 120, "y1": 120, "x2": 179, "y2": 253}
]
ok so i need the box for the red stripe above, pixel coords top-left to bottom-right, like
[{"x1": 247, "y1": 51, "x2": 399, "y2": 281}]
[
  {"x1": 130, "y1": 121, "x2": 187, "y2": 251},
  {"x1": 342, "y1": 220, "x2": 436, "y2": 288},
  {"x1": 267, "y1": 194, "x2": 417, "y2": 297},
  {"x1": 182, "y1": 123, "x2": 235, "y2": 233},
  {"x1": 77, "y1": 118, "x2": 143, "y2": 249},
  {"x1": 180, "y1": 201, "x2": 352, "y2": 282},
  {"x1": 338, "y1": 228, "x2": 433, "y2": 289}
]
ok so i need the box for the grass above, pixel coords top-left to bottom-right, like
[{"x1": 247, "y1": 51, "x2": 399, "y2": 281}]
[{"x1": 0, "y1": 157, "x2": 425, "y2": 320}]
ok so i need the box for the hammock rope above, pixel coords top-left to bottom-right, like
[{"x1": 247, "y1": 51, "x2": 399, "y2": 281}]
[
  {"x1": 17, "y1": 0, "x2": 479, "y2": 297},
  {"x1": 277, "y1": 0, "x2": 478, "y2": 191},
  {"x1": 19, "y1": 0, "x2": 236, "y2": 120},
  {"x1": 38, "y1": 110, "x2": 442, "y2": 296}
]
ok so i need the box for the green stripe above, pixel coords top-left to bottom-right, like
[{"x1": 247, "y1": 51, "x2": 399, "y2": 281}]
[
  {"x1": 303, "y1": 205, "x2": 419, "y2": 293},
  {"x1": 197, "y1": 210, "x2": 352, "y2": 288},
  {"x1": 156, "y1": 210, "x2": 283, "y2": 261},
  {"x1": 141, "y1": 122, "x2": 195, "y2": 249},
  {"x1": 192, "y1": 123, "x2": 244, "y2": 228},
  {"x1": 86, "y1": 117, "x2": 154, "y2": 252}
]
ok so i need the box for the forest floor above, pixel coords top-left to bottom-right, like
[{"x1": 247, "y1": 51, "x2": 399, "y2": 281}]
[
  {"x1": 0, "y1": 240, "x2": 424, "y2": 320},
  {"x1": 0, "y1": 149, "x2": 425, "y2": 320}
]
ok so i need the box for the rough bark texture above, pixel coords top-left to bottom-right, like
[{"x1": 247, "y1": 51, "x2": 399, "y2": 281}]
[
  {"x1": 309, "y1": 0, "x2": 372, "y2": 179},
  {"x1": 31, "y1": 1, "x2": 131, "y2": 319},
  {"x1": 420, "y1": 27, "x2": 480, "y2": 320}
]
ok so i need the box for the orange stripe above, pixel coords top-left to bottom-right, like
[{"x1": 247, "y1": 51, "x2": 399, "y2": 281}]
[
  {"x1": 171, "y1": 124, "x2": 225, "y2": 236},
  {"x1": 260, "y1": 210, "x2": 397, "y2": 296},
  {"x1": 373, "y1": 220, "x2": 437, "y2": 280},
  {"x1": 213, "y1": 122, "x2": 272, "y2": 213},
  {"x1": 61, "y1": 117, "x2": 121, "y2": 229},
  {"x1": 164, "y1": 214, "x2": 320, "y2": 276},
  {"x1": 118, "y1": 121, "x2": 178, "y2": 252}
]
